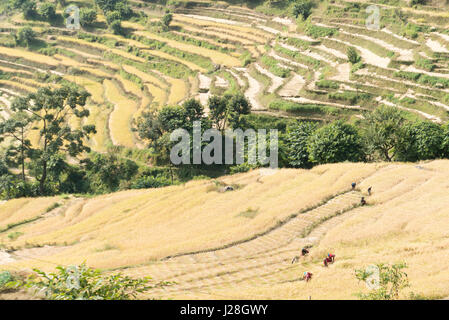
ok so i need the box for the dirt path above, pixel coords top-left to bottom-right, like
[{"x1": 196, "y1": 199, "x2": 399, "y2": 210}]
[
  {"x1": 330, "y1": 63, "x2": 351, "y2": 82},
  {"x1": 382, "y1": 28, "x2": 420, "y2": 45},
  {"x1": 197, "y1": 92, "x2": 211, "y2": 107},
  {"x1": 268, "y1": 51, "x2": 309, "y2": 69},
  {"x1": 272, "y1": 17, "x2": 292, "y2": 26},
  {"x1": 426, "y1": 38, "x2": 449, "y2": 53},
  {"x1": 254, "y1": 63, "x2": 285, "y2": 93},
  {"x1": 405, "y1": 65, "x2": 449, "y2": 80},
  {"x1": 278, "y1": 43, "x2": 337, "y2": 67},
  {"x1": 316, "y1": 44, "x2": 347, "y2": 60},
  {"x1": 284, "y1": 96, "x2": 363, "y2": 110},
  {"x1": 228, "y1": 69, "x2": 245, "y2": 87},
  {"x1": 214, "y1": 76, "x2": 229, "y2": 88},
  {"x1": 0, "y1": 251, "x2": 15, "y2": 265},
  {"x1": 278, "y1": 74, "x2": 305, "y2": 97},
  {"x1": 338, "y1": 29, "x2": 414, "y2": 61},
  {"x1": 181, "y1": 14, "x2": 250, "y2": 26},
  {"x1": 235, "y1": 67, "x2": 264, "y2": 110},
  {"x1": 355, "y1": 68, "x2": 449, "y2": 95},
  {"x1": 198, "y1": 74, "x2": 211, "y2": 91},
  {"x1": 330, "y1": 38, "x2": 391, "y2": 68}
]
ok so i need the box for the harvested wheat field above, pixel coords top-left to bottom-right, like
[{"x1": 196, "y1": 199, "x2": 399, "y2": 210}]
[{"x1": 1, "y1": 161, "x2": 449, "y2": 299}]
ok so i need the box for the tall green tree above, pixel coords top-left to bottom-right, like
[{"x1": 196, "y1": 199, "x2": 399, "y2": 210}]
[
  {"x1": 10, "y1": 0, "x2": 37, "y2": 19},
  {"x1": 0, "y1": 112, "x2": 32, "y2": 181},
  {"x1": 226, "y1": 93, "x2": 251, "y2": 129},
  {"x1": 14, "y1": 26, "x2": 36, "y2": 47},
  {"x1": 285, "y1": 122, "x2": 317, "y2": 168},
  {"x1": 208, "y1": 95, "x2": 229, "y2": 131},
  {"x1": 80, "y1": 8, "x2": 97, "y2": 27},
  {"x1": 362, "y1": 105, "x2": 406, "y2": 161},
  {"x1": 161, "y1": 12, "x2": 173, "y2": 28},
  {"x1": 207, "y1": 94, "x2": 251, "y2": 131},
  {"x1": 396, "y1": 121, "x2": 444, "y2": 162},
  {"x1": 308, "y1": 121, "x2": 364, "y2": 164},
  {"x1": 292, "y1": 0, "x2": 314, "y2": 20},
  {"x1": 38, "y1": 2, "x2": 56, "y2": 22},
  {"x1": 10, "y1": 85, "x2": 95, "y2": 194}
]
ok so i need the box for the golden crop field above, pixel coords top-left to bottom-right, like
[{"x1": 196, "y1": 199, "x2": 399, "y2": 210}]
[
  {"x1": 85, "y1": 103, "x2": 111, "y2": 152},
  {"x1": 172, "y1": 15, "x2": 271, "y2": 41},
  {"x1": 166, "y1": 77, "x2": 187, "y2": 105},
  {"x1": 0, "y1": 65, "x2": 33, "y2": 76},
  {"x1": 145, "y1": 83, "x2": 167, "y2": 108},
  {"x1": 171, "y1": 22, "x2": 256, "y2": 46},
  {"x1": 0, "y1": 80, "x2": 37, "y2": 93},
  {"x1": 121, "y1": 65, "x2": 167, "y2": 88},
  {"x1": 135, "y1": 31, "x2": 241, "y2": 67},
  {"x1": 2, "y1": 161, "x2": 448, "y2": 299},
  {"x1": 0, "y1": 47, "x2": 60, "y2": 67},
  {"x1": 103, "y1": 79, "x2": 138, "y2": 148},
  {"x1": 64, "y1": 75, "x2": 105, "y2": 105}
]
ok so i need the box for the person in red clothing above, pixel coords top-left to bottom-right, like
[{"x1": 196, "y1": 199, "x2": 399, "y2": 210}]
[
  {"x1": 303, "y1": 271, "x2": 313, "y2": 282},
  {"x1": 323, "y1": 253, "x2": 335, "y2": 267}
]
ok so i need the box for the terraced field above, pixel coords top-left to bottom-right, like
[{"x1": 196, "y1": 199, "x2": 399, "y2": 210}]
[
  {"x1": 1, "y1": 0, "x2": 449, "y2": 153},
  {"x1": 1, "y1": 161, "x2": 449, "y2": 299}
]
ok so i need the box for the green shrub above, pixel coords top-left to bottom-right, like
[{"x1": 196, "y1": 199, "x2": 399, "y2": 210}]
[
  {"x1": 328, "y1": 91, "x2": 371, "y2": 105},
  {"x1": 8, "y1": 231, "x2": 23, "y2": 241},
  {"x1": 355, "y1": 263, "x2": 409, "y2": 300},
  {"x1": 308, "y1": 120, "x2": 364, "y2": 164},
  {"x1": 415, "y1": 57, "x2": 435, "y2": 71},
  {"x1": 260, "y1": 56, "x2": 290, "y2": 78},
  {"x1": 347, "y1": 46, "x2": 361, "y2": 64},
  {"x1": 37, "y1": 2, "x2": 56, "y2": 22},
  {"x1": 269, "y1": 100, "x2": 336, "y2": 114},
  {"x1": 14, "y1": 26, "x2": 36, "y2": 47},
  {"x1": 229, "y1": 163, "x2": 255, "y2": 174},
  {"x1": 110, "y1": 19, "x2": 124, "y2": 35},
  {"x1": 316, "y1": 80, "x2": 340, "y2": 89},
  {"x1": 292, "y1": 0, "x2": 313, "y2": 20},
  {"x1": 305, "y1": 24, "x2": 337, "y2": 39},
  {"x1": 24, "y1": 263, "x2": 168, "y2": 300},
  {"x1": 130, "y1": 176, "x2": 172, "y2": 189},
  {"x1": 80, "y1": 8, "x2": 97, "y2": 27},
  {"x1": 394, "y1": 71, "x2": 421, "y2": 81},
  {"x1": 0, "y1": 271, "x2": 12, "y2": 287}
]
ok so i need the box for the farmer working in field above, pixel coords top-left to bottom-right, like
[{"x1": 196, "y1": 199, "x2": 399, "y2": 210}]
[
  {"x1": 361, "y1": 197, "x2": 367, "y2": 206},
  {"x1": 323, "y1": 253, "x2": 335, "y2": 267},
  {"x1": 301, "y1": 248, "x2": 309, "y2": 256},
  {"x1": 303, "y1": 271, "x2": 313, "y2": 282}
]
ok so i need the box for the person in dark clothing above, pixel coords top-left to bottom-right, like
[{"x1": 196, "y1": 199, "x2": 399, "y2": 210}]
[
  {"x1": 361, "y1": 197, "x2": 367, "y2": 206},
  {"x1": 351, "y1": 182, "x2": 356, "y2": 190},
  {"x1": 301, "y1": 248, "x2": 309, "y2": 256},
  {"x1": 368, "y1": 187, "x2": 372, "y2": 195}
]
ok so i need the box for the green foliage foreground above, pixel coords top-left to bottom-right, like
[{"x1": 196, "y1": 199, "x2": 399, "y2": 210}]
[
  {"x1": 355, "y1": 263, "x2": 409, "y2": 300},
  {"x1": 15, "y1": 263, "x2": 170, "y2": 300}
]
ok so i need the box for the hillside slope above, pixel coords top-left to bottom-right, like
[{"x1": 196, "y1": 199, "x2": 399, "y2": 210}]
[
  {"x1": 1, "y1": 160, "x2": 449, "y2": 299},
  {"x1": 2, "y1": 0, "x2": 449, "y2": 153}
]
